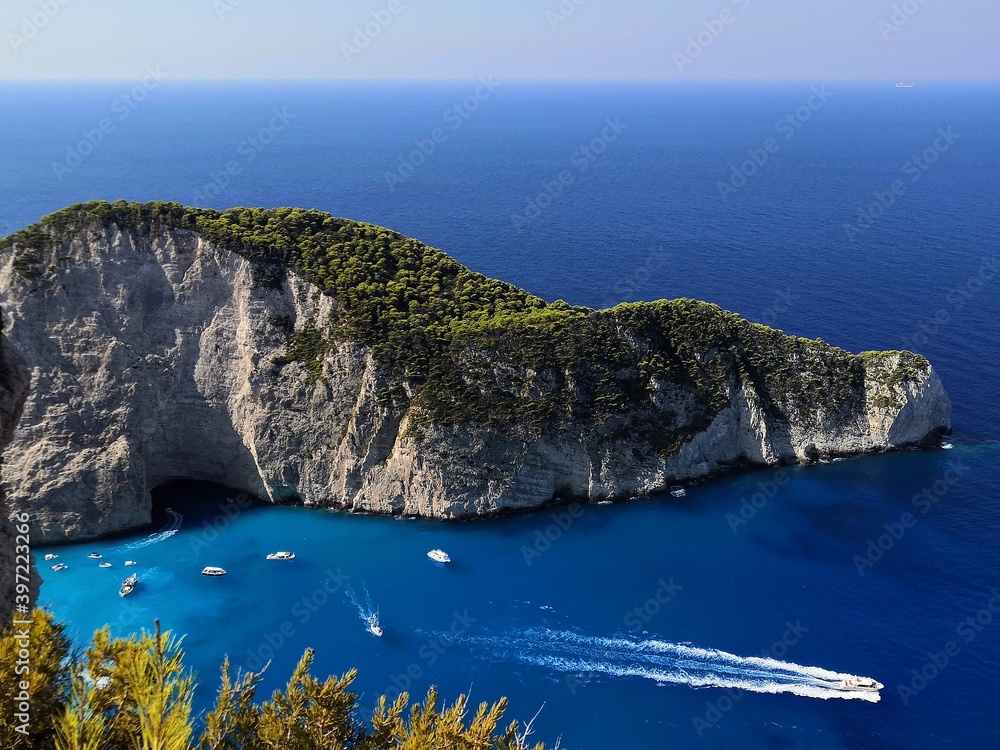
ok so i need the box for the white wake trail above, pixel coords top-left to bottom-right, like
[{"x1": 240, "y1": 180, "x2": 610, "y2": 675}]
[
  {"x1": 121, "y1": 508, "x2": 184, "y2": 551},
  {"x1": 462, "y1": 629, "x2": 881, "y2": 703}
]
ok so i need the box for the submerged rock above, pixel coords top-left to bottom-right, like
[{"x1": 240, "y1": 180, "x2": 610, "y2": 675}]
[{"x1": 0, "y1": 202, "x2": 951, "y2": 542}]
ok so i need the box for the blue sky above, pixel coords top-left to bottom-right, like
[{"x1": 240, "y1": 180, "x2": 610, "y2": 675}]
[{"x1": 0, "y1": 0, "x2": 995, "y2": 80}]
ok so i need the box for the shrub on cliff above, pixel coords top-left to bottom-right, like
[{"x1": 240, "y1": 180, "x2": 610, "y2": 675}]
[{"x1": 0, "y1": 612, "x2": 553, "y2": 750}]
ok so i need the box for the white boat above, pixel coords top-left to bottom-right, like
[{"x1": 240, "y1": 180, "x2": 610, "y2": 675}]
[
  {"x1": 427, "y1": 549, "x2": 451, "y2": 564},
  {"x1": 201, "y1": 566, "x2": 227, "y2": 576},
  {"x1": 99, "y1": 562, "x2": 112, "y2": 569},
  {"x1": 896, "y1": 83, "x2": 915, "y2": 88},
  {"x1": 88, "y1": 553, "x2": 102, "y2": 559},
  {"x1": 839, "y1": 676, "x2": 883, "y2": 692},
  {"x1": 119, "y1": 575, "x2": 137, "y2": 597},
  {"x1": 44, "y1": 553, "x2": 58, "y2": 561},
  {"x1": 669, "y1": 485, "x2": 686, "y2": 498},
  {"x1": 124, "y1": 560, "x2": 137, "y2": 567},
  {"x1": 366, "y1": 608, "x2": 384, "y2": 637},
  {"x1": 266, "y1": 551, "x2": 295, "y2": 561},
  {"x1": 940, "y1": 440, "x2": 954, "y2": 450},
  {"x1": 50, "y1": 563, "x2": 68, "y2": 572}
]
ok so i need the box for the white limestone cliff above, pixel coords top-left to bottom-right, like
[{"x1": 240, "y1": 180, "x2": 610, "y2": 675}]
[{"x1": 0, "y1": 225, "x2": 951, "y2": 543}]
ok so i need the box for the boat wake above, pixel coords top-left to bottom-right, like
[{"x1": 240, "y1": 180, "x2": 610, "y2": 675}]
[
  {"x1": 345, "y1": 584, "x2": 377, "y2": 623},
  {"x1": 461, "y1": 629, "x2": 881, "y2": 702},
  {"x1": 121, "y1": 508, "x2": 184, "y2": 551}
]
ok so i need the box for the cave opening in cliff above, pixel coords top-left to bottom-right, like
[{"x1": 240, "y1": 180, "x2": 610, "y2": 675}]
[{"x1": 149, "y1": 480, "x2": 265, "y2": 532}]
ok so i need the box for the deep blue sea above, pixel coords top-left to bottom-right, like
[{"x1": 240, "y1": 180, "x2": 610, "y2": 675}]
[{"x1": 3, "y1": 81, "x2": 999, "y2": 749}]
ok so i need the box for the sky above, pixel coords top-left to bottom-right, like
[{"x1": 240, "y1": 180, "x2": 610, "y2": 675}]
[{"x1": 0, "y1": 0, "x2": 996, "y2": 81}]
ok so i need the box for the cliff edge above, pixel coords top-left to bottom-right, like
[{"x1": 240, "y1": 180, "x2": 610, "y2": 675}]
[
  {"x1": 0, "y1": 202, "x2": 951, "y2": 542},
  {"x1": 0, "y1": 316, "x2": 36, "y2": 626}
]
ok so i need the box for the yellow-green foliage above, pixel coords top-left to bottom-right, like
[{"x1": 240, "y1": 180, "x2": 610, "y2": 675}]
[
  {"x1": 0, "y1": 609, "x2": 70, "y2": 750},
  {"x1": 0, "y1": 611, "x2": 554, "y2": 750}
]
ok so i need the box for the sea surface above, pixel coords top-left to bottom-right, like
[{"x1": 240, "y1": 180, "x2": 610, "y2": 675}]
[{"x1": 3, "y1": 81, "x2": 999, "y2": 749}]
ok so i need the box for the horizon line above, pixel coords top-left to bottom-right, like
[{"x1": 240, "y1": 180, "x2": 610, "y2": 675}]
[{"x1": 0, "y1": 77, "x2": 997, "y2": 84}]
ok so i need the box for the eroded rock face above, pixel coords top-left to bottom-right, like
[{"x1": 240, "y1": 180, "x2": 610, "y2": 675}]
[
  {"x1": 0, "y1": 225, "x2": 951, "y2": 543},
  {"x1": 0, "y1": 325, "x2": 36, "y2": 628}
]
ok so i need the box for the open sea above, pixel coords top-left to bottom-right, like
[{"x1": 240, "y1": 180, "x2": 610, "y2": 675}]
[{"x1": 3, "y1": 81, "x2": 999, "y2": 749}]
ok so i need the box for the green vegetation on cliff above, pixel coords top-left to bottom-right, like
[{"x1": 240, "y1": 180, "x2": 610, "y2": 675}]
[
  {"x1": 1, "y1": 201, "x2": 929, "y2": 448},
  {"x1": 0, "y1": 612, "x2": 551, "y2": 750}
]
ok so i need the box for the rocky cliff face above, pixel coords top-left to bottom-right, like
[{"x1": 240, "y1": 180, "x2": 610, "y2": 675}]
[
  {"x1": 0, "y1": 207, "x2": 952, "y2": 543},
  {"x1": 0, "y1": 321, "x2": 37, "y2": 627}
]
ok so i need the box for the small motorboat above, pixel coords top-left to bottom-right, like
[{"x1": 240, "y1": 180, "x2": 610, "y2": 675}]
[
  {"x1": 669, "y1": 485, "x2": 687, "y2": 498},
  {"x1": 50, "y1": 563, "x2": 68, "y2": 572},
  {"x1": 201, "y1": 566, "x2": 227, "y2": 577},
  {"x1": 88, "y1": 553, "x2": 102, "y2": 559},
  {"x1": 99, "y1": 562, "x2": 113, "y2": 569},
  {"x1": 44, "y1": 554, "x2": 58, "y2": 561},
  {"x1": 124, "y1": 561, "x2": 137, "y2": 567},
  {"x1": 366, "y1": 609, "x2": 384, "y2": 637},
  {"x1": 266, "y1": 551, "x2": 296, "y2": 561},
  {"x1": 941, "y1": 440, "x2": 954, "y2": 450},
  {"x1": 427, "y1": 549, "x2": 451, "y2": 564},
  {"x1": 839, "y1": 676, "x2": 883, "y2": 692},
  {"x1": 119, "y1": 575, "x2": 138, "y2": 597}
]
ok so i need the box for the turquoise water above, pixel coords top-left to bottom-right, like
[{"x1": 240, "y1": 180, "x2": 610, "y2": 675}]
[{"x1": 7, "y1": 82, "x2": 1000, "y2": 747}]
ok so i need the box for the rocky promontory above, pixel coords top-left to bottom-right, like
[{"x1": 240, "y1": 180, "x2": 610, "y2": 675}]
[{"x1": 0, "y1": 202, "x2": 951, "y2": 543}]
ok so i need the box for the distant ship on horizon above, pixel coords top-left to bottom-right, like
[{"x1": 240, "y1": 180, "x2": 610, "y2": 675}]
[{"x1": 896, "y1": 82, "x2": 915, "y2": 88}]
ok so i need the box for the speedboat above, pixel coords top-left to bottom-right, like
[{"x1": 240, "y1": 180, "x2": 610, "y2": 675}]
[
  {"x1": 44, "y1": 554, "x2": 58, "y2": 561},
  {"x1": 99, "y1": 562, "x2": 112, "y2": 569},
  {"x1": 88, "y1": 553, "x2": 102, "y2": 559},
  {"x1": 266, "y1": 551, "x2": 295, "y2": 561},
  {"x1": 50, "y1": 563, "x2": 68, "y2": 572},
  {"x1": 119, "y1": 575, "x2": 137, "y2": 597},
  {"x1": 201, "y1": 566, "x2": 227, "y2": 576},
  {"x1": 427, "y1": 549, "x2": 451, "y2": 564},
  {"x1": 669, "y1": 485, "x2": 686, "y2": 498},
  {"x1": 940, "y1": 440, "x2": 954, "y2": 450},
  {"x1": 839, "y1": 676, "x2": 883, "y2": 692},
  {"x1": 366, "y1": 609, "x2": 384, "y2": 637},
  {"x1": 124, "y1": 561, "x2": 137, "y2": 567}
]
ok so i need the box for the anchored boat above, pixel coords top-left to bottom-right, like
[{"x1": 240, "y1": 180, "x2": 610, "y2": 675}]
[
  {"x1": 266, "y1": 551, "x2": 295, "y2": 561},
  {"x1": 201, "y1": 566, "x2": 227, "y2": 576},
  {"x1": 427, "y1": 549, "x2": 451, "y2": 564}
]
